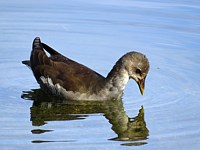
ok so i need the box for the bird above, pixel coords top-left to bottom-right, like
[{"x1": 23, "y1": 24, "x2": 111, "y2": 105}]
[{"x1": 22, "y1": 37, "x2": 149, "y2": 101}]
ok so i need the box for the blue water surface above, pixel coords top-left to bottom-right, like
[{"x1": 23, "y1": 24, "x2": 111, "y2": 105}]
[{"x1": 0, "y1": 0, "x2": 200, "y2": 149}]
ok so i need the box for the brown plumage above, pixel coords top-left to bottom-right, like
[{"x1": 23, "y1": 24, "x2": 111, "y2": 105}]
[{"x1": 22, "y1": 37, "x2": 149, "y2": 100}]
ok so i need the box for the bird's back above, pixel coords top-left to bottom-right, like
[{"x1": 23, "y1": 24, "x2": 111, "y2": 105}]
[{"x1": 27, "y1": 37, "x2": 105, "y2": 95}]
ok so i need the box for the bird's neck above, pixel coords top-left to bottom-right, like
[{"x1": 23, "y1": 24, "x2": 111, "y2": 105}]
[{"x1": 104, "y1": 62, "x2": 130, "y2": 97}]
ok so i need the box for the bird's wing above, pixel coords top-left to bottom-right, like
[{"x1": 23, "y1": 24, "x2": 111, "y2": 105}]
[{"x1": 30, "y1": 37, "x2": 104, "y2": 93}]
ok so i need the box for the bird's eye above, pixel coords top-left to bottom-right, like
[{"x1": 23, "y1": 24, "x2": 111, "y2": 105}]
[{"x1": 136, "y1": 68, "x2": 142, "y2": 75}]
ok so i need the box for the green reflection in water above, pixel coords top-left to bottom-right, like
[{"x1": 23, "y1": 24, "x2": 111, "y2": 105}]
[{"x1": 22, "y1": 89, "x2": 149, "y2": 145}]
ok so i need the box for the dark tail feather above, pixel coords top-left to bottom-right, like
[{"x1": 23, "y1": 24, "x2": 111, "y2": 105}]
[
  {"x1": 22, "y1": 60, "x2": 31, "y2": 69},
  {"x1": 22, "y1": 37, "x2": 42, "y2": 69},
  {"x1": 30, "y1": 37, "x2": 46, "y2": 68},
  {"x1": 42, "y1": 43, "x2": 61, "y2": 55},
  {"x1": 32, "y1": 37, "x2": 43, "y2": 50},
  {"x1": 30, "y1": 37, "x2": 53, "y2": 81}
]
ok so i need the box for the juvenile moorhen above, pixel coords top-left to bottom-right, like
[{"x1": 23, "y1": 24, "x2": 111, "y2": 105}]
[{"x1": 22, "y1": 37, "x2": 149, "y2": 100}]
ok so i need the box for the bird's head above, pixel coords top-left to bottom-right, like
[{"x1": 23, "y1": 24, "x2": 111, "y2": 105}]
[{"x1": 123, "y1": 52, "x2": 150, "y2": 95}]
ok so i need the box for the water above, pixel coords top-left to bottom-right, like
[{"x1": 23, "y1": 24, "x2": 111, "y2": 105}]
[{"x1": 0, "y1": 0, "x2": 200, "y2": 149}]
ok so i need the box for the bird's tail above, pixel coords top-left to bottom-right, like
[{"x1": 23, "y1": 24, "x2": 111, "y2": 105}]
[
  {"x1": 30, "y1": 37, "x2": 52, "y2": 81},
  {"x1": 22, "y1": 37, "x2": 44, "y2": 68},
  {"x1": 32, "y1": 37, "x2": 43, "y2": 50},
  {"x1": 22, "y1": 60, "x2": 31, "y2": 68}
]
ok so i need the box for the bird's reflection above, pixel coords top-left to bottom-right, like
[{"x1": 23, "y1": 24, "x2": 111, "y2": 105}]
[{"x1": 22, "y1": 89, "x2": 149, "y2": 145}]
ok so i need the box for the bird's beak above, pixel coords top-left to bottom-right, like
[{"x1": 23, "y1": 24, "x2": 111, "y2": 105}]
[{"x1": 137, "y1": 78, "x2": 145, "y2": 95}]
